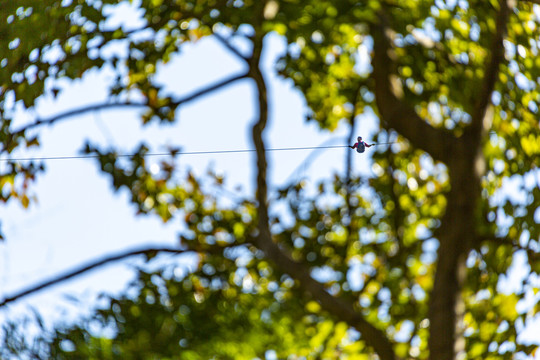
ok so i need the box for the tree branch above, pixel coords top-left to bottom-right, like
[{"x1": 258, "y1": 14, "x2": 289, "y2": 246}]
[
  {"x1": 172, "y1": 71, "x2": 249, "y2": 107},
  {"x1": 0, "y1": 246, "x2": 189, "y2": 308},
  {"x1": 248, "y1": 10, "x2": 396, "y2": 360},
  {"x1": 212, "y1": 31, "x2": 250, "y2": 64},
  {"x1": 254, "y1": 233, "x2": 398, "y2": 360},
  {"x1": 370, "y1": 13, "x2": 455, "y2": 164},
  {"x1": 468, "y1": 0, "x2": 510, "y2": 137},
  {"x1": 14, "y1": 102, "x2": 146, "y2": 134},
  {"x1": 12, "y1": 72, "x2": 249, "y2": 135}
]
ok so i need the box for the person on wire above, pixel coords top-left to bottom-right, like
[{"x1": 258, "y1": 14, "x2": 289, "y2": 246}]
[{"x1": 350, "y1": 136, "x2": 372, "y2": 153}]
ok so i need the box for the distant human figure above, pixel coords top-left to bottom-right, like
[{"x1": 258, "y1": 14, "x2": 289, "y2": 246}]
[{"x1": 350, "y1": 136, "x2": 372, "y2": 153}]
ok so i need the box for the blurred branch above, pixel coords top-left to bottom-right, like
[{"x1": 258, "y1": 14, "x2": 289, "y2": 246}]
[
  {"x1": 370, "y1": 11, "x2": 455, "y2": 164},
  {"x1": 0, "y1": 246, "x2": 189, "y2": 308},
  {"x1": 14, "y1": 102, "x2": 146, "y2": 134},
  {"x1": 12, "y1": 72, "x2": 249, "y2": 135},
  {"x1": 213, "y1": 31, "x2": 250, "y2": 64},
  {"x1": 172, "y1": 71, "x2": 249, "y2": 106},
  {"x1": 249, "y1": 0, "x2": 271, "y2": 254},
  {"x1": 468, "y1": 0, "x2": 510, "y2": 136}
]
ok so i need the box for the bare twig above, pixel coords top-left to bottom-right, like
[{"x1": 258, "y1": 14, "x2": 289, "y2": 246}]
[
  {"x1": 12, "y1": 72, "x2": 249, "y2": 135},
  {"x1": 15, "y1": 102, "x2": 146, "y2": 134},
  {"x1": 0, "y1": 246, "x2": 189, "y2": 308},
  {"x1": 212, "y1": 31, "x2": 250, "y2": 64},
  {"x1": 172, "y1": 71, "x2": 249, "y2": 107}
]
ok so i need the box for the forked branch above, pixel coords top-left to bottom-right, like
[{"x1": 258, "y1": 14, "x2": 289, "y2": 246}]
[
  {"x1": 0, "y1": 246, "x2": 189, "y2": 308},
  {"x1": 370, "y1": 12, "x2": 455, "y2": 164}
]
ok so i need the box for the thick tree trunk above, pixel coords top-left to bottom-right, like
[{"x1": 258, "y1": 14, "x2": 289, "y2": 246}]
[
  {"x1": 370, "y1": 0, "x2": 507, "y2": 357},
  {"x1": 429, "y1": 139, "x2": 482, "y2": 359}
]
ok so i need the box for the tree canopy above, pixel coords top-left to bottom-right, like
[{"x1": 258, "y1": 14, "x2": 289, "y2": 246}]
[{"x1": 1, "y1": 0, "x2": 540, "y2": 359}]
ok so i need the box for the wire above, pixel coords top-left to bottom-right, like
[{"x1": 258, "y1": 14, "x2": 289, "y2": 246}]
[{"x1": 0, "y1": 145, "x2": 351, "y2": 162}]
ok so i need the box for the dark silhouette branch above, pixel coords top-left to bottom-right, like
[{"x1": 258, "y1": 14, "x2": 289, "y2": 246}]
[
  {"x1": 13, "y1": 72, "x2": 249, "y2": 135},
  {"x1": 212, "y1": 31, "x2": 250, "y2": 64},
  {"x1": 370, "y1": 12, "x2": 455, "y2": 164},
  {"x1": 15, "y1": 102, "x2": 146, "y2": 134},
  {"x1": 172, "y1": 71, "x2": 249, "y2": 107},
  {"x1": 0, "y1": 246, "x2": 189, "y2": 308}
]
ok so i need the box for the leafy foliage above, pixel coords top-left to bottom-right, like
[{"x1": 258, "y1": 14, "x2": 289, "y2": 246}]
[
  {"x1": 42, "y1": 266, "x2": 367, "y2": 360},
  {"x1": 1, "y1": 0, "x2": 540, "y2": 359}
]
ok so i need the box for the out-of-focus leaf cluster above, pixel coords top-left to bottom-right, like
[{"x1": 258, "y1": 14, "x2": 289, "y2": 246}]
[
  {"x1": 38, "y1": 263, "x2": 368, "y2": 359},
  {"x1": 272, "y1": 1, "x2": 381, "y2": 129},
  {"x1": 82, "y1": 142, "x2": 187, "y2": 222}
]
